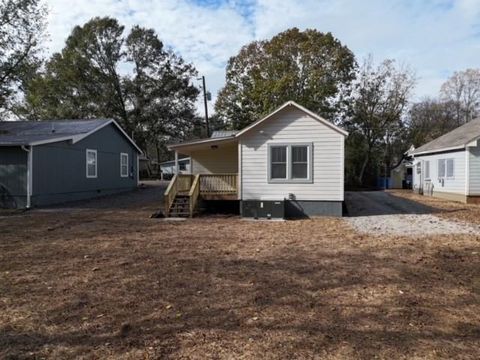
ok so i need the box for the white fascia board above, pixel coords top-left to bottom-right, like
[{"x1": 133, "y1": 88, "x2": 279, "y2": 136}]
[
  {"x1": 234, "y1": 101, "x2": 349, "y2": 138},
  {"x1": 466, "y1": 139, "x2": 478, "y2": 147},
  {"x1": 167, "y1": 136, "x2": 237, "y2": 151},
  {"x1": 412, "y1": 145, "x2": 465, "y2": 156}
]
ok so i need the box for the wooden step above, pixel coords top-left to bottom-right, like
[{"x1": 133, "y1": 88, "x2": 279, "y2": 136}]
[{"x1": 168, "y1": 193, "x2": 193, "y2": 217}]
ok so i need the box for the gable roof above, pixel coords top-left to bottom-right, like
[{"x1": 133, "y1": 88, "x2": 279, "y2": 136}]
[
  {"x1": 168, "y1": 101, "x2": 347, "y2": 151},
  {"x1": 235, "y1": 101, "x2": 348, "y2": 137},
  {"x1": 412, "y1": 117, "x2": 480, "y2": 155},
  {"x1": 0, "y1": 119, "x2": 142, "y2": 153}
]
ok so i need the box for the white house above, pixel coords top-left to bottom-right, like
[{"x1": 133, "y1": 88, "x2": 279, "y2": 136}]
[
  {"x1": 159, "y1": 157, "x2": 190, "y2": 174},
  {"x1": 411, "y1": 117, "x2": 480, "y2": 203},
  {"x1": 165, "y1": 101, "x2": 348, "y2": 218}
]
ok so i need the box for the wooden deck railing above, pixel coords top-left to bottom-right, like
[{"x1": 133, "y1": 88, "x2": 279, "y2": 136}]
[
  {"x1": 164, "y1": 173, "x2": 238, "y2": 217},
  {"x1": 199, "y1": 173, "x2": 237, "y2": 194},
  {"x1": 188, "y1": 174, "x2": 201, "y2": 217}
]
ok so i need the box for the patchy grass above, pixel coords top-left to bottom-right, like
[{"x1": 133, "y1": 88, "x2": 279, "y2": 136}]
[{"x1": 1, "y1": 190, "x2": 480, "y2": 359}]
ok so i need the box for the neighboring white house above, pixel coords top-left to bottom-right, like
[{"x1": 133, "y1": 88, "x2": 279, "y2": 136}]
[
  {"x1": 166, "y1": 101, "x2": 348, "y2": 218},
  {"x1": 410, "y1": 117, "x2": 480, "y2": 203},
  {"x1": 159, "y1": 157, "x2": 190, "y2": 174}
]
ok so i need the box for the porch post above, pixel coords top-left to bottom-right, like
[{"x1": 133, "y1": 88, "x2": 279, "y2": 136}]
[{"x1": 175, "y1": 151, "x2": 179, "y2": 174}]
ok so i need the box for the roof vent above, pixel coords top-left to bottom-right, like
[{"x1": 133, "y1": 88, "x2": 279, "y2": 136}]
[{"x1": 51, "y1": 123, "x2": 56, "y2": 133}]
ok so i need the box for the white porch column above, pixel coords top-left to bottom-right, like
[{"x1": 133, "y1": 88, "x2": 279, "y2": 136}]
[{"x1": 175, "y1": 151, "x2": 179, "y2": 174}]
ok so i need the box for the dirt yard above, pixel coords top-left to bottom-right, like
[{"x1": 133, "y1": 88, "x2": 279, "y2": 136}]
[{"x1": 1, "y1": 185, "x2": 480, "y2": 359}]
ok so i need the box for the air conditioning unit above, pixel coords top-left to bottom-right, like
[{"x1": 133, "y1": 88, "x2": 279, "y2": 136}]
[{"x1": 242, "y1": 200, "x2": 284, "y2": 219}]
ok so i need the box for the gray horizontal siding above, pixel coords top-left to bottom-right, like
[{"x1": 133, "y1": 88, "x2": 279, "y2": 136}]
[
  {"x1": 31, "y1": 123, "x2": 138, "y2": 207},
  {"x1": 0, "y1": 147, "x2": 27, "y2": 208}
]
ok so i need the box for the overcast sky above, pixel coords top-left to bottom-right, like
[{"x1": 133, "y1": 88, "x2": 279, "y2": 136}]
[{"x1": 44, "y1": 0, "x2": 480, "y2": 113}]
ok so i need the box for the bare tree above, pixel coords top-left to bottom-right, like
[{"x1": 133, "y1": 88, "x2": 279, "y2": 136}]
[
  {"x1": 440, "y1": 68, "x2": 480, "y2": 124},
  {"x1": 344, "y1": 56, "x2": 415, "y2": 185},
  {"x1": 405, "y1": 98, "x2": 460, "y2": 147}
]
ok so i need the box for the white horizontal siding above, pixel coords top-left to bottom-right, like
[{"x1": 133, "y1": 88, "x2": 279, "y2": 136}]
[
  {"x1": 468, "y1": 146, "x2": 480, "y2": 194},
  {"x1": 191, "y1": 143, "x2": 237, "y2": 174},
  {"x1": 414, "y1": 151, "x2": 466, "y2": 194},
  {"x1": 240, "y1": 107, "x2": 345, "y2": 201}
]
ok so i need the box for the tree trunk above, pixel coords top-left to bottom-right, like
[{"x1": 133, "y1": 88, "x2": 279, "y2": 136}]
[
  {"x1": 156, "y1": 144, "x2": 161, "y2": 177},
  {"x1": 358, "y1": 149, "x2": 370, "y2": 186}
]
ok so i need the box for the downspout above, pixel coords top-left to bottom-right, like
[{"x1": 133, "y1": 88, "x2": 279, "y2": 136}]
[{"x1": 21, "y1": 145, "x2": 33, "y2": 209}]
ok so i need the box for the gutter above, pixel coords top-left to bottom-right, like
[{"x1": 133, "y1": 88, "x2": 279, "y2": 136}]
[{"x1": 21, "y1": 145, "x2": 33, "y2": 209}]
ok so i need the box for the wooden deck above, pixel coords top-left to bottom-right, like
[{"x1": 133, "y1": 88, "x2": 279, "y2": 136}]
[{"x1": 164, "y1": 174, "x2": 238, "y2": 217}]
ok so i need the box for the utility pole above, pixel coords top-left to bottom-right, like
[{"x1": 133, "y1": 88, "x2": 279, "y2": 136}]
[{"x1": 200, "y1": 75, "x2": 210, "y2": 137}]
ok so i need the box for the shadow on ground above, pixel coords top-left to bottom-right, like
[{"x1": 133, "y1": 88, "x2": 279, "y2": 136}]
[
  {"x1": 32, "y1": 180, "x2": 167, "y2": 212},
  {"x1": 345, "y1": 191, "x2": 442, "y2": 217}
]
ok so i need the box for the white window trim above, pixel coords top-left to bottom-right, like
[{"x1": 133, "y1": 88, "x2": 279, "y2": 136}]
[
  {"x1": 86, "y1": 149, "x2": 97, "y2": 179},
  {"x1": 437, "y1": 158, "x2": 455, "y2": 180},
  {"x1": 120, "y1": 152, "x2": 129, "y2": 178},
  {"x1": 267, "y1": 143, "x2": 313, "y2": 184}
]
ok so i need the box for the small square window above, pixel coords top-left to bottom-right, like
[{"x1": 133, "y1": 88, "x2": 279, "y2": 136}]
[
  {"x1": 120, "y1": 153, "x2": 128, "y2": 177},
  {"x1": 86, "y1": 149, "x2": 97, "y2": 178}
]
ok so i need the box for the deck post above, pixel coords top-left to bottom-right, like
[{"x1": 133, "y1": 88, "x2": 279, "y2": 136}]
[{"x1": 174, "y1": 151, "x2": 179, "y2": 174}]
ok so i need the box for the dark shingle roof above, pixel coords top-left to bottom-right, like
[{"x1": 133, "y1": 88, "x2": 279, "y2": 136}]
[
  {"x1": 412, "y1": 117, "x2": 480, "y2": 154},
  {"x1": 0, "y1": 119, "x2": 111, "y2": 146}
]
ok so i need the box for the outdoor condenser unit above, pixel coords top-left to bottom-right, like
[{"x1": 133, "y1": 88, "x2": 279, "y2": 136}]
[{"x1": 243, "y1": 200, "x2": 285, "y2": 219}]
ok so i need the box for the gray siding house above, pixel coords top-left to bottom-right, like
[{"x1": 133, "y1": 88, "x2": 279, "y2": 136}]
[{"x1": 0, "y1": 119, "x2": 142, "y2": 209}]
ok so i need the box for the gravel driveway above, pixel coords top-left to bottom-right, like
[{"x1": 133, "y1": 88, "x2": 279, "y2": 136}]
[{"x1": 345, "y1": 191, "x2": 480, "y2": 236}]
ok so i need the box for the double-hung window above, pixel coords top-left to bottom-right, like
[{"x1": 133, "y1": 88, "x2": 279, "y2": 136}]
[
  {"x1": 437, "y1": 158, "x2": 454, "y2": 179},
  {"x1": 120, "y1": 153, "x2": 129, "y2": 177},
  {"x1": 270, "y1": 146, "x2": 287, "y2": 179},
  {"x1": 446, "y1": 158, "x2": 454, "y2": 178},
  {"x1": 268, "y1": 143, "x2": 312, "y2": 182},
  {"x1": 86, "y1": 149, "x2": 97, "y2": 178}
]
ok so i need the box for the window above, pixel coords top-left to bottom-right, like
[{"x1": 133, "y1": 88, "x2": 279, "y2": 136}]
[
  {"x1": 270, "y1": 146, "x2": 287, "y2": 179},
  {"x1": 86, "y1": 149, "x2": 97, "y2": 178},
  {"x1": 437, "y1": 158, "x2": 454, "y2": 179},
  {"x1": 268, "y1": 143, "x2": 312, "y2": 182},
  {"x1": 424, "y1": 161, "x2": 430, "y2": 179},
  {"x1": 179, "y1": 162, "x2": 186, "y2": 171},
  {"x1": 438, "y1": 159, "x2": 445, "y2": 178},
  {"x1": 446, "y1": 158, "x2": 454, "y2": 178},
  {"x1": 292, "y1": 146, "x2": 308, "y2": 179},
  {"x1": 120, "y1": 153, "x2": 128, "y2": 177}
]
